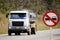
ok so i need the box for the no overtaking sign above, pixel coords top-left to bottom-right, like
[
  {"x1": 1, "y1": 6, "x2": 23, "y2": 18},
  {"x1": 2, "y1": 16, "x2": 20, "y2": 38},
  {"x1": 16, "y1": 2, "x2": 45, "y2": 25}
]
[{"x1": 43, "y1": 10, "x2": 59, "y2": 27}]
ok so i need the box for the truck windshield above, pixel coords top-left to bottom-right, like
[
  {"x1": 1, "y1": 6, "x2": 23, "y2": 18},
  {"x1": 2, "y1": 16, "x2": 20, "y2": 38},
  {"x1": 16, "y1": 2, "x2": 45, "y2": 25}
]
[{"x1": 10, "y1": 13, "x2": 26, "y2": 19}]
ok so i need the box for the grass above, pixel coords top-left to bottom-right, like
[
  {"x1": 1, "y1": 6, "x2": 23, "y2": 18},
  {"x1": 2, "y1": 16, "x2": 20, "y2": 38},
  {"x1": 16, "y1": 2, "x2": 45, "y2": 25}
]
[
  {"x1": 0, "y1": 13, "x2": 8, "y2": 34},
  {"x1": 36, "y1": 15, "x2": 49, "y2": 31},
  {"x1": 0, "y1": 14, "x2": 60, "y2": 34}
]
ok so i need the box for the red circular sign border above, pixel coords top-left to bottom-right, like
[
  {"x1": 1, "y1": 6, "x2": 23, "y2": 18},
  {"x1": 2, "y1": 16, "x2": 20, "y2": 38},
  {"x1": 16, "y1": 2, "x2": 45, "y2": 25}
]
[{"x1": 43, "y1": 10, "x2": 59, "y2": 27}]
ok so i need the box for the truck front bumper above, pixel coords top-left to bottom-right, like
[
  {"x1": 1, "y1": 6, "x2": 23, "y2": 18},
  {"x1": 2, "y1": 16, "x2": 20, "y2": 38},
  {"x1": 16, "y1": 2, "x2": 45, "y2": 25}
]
[{"x1": 8, "y1": 29, "x2": 29, "y2": 33}]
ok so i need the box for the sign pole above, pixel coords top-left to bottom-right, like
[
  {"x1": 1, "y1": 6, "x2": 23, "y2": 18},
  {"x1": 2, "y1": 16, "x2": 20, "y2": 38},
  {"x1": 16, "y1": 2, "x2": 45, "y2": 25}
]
[{"x1": 50, "y1": 27, "x2": 53, "y2": 40}]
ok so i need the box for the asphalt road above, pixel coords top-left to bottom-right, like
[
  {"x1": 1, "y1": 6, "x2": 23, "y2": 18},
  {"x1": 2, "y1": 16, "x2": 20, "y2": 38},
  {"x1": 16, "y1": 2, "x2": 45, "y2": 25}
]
[{"x1": 0, "y1": 29, "x2": 60, "y2": 40}]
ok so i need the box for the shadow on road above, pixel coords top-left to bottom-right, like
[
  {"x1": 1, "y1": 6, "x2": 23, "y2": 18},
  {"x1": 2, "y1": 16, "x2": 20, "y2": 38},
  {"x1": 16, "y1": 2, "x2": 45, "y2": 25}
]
[
  {"x1": 0, "y1": 33, "x2": 34, "y2": 37},
  {"x1": 53, "y1": 34, "x2": 60, "y2": 36}
]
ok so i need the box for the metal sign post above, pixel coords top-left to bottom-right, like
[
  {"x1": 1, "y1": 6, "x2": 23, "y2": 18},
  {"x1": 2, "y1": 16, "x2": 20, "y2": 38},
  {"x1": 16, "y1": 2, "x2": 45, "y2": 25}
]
[{"x1": 50, "y1": 27, "x2": 53, "y2": 40}]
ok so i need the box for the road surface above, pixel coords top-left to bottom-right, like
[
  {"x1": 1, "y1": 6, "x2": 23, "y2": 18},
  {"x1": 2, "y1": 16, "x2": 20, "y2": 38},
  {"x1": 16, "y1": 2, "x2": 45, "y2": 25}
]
[{"x1": 0, "y1": 29, "x2": 60, "y2": 40}]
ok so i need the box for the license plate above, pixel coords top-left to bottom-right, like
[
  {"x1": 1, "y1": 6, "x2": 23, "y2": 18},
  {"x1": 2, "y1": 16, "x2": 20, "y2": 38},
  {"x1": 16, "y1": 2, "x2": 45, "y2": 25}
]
[{"x1": 16, "y1": 27, "x2": 20, "y2": 29}]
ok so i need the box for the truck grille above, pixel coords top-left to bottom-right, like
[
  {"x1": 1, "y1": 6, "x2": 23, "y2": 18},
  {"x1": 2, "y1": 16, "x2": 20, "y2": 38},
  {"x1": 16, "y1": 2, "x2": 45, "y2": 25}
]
[{"x1": 12, "y1": 21, "x2": 24, "y2": 26}]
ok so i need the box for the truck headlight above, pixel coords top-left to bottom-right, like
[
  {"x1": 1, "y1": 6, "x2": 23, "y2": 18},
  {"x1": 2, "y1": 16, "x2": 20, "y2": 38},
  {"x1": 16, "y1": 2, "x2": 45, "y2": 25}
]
[
  {"x1": 25, "y1": 27, "x2": 27, "y2": 29},
  {"x1": 9, "y1": 27, "x2": 11, "y2": 29}
]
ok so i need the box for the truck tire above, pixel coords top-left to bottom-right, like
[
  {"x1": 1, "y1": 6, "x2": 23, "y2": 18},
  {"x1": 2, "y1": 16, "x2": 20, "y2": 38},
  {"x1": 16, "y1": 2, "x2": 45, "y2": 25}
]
[
  {"x1": 33, "y1": 31, "x2": 36, "y2": 35},
  {"x1": 31, "y1": 28, "x2": 36, "y2": 34},
  {"x1": 15, "y1": 33, "x2": 17, "y2": 35},
  {"x1": 18, "y1": 32, "x2": 20, "y2": 35},
  {"x1": 8, "y1": 32, "x2": 11, "y2": 36},
  {"x1": 8, "y1": 30, "x2": 11, "y2": 36},
  {"x1": 27, "y1": 31, "x2": 30, "y2": 35}
]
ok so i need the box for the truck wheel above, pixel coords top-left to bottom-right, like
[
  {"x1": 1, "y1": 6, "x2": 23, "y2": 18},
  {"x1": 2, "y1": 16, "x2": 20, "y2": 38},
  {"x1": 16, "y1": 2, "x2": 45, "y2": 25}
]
[
  {"x1": 33, "y1": 29, "x2": 36, "y2": 34},
  {"x1": 33, "y1": 31, "x2": 36, "y2": 35},
  {"x1": 8, "y1": 30, "x2": 11, "y2": 36},
  {"x1": 18, "y1": 32, "x2": 20, "y2": 35},
  {"x1": 8, "y1": 32, "x2": 11, "y2": 36},
  {"x1": 27, "y1": 31, "x2": 30, "y2": 35},
  {"x1": 15, "y1": 33, "x2": 17, "y2": 35},
  {"x1": 31, "y1": 28, "x2": 36, "y2": 34}
]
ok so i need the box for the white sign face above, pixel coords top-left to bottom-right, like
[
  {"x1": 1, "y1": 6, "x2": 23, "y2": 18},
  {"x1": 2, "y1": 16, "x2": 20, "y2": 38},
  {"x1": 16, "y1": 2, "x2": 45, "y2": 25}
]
[
  {"x1": 43, "y1": 10, "x2": 59, "y2": 27},
  {"x1": 44, "y1": 13, "x2": 58, "y2": 25}
]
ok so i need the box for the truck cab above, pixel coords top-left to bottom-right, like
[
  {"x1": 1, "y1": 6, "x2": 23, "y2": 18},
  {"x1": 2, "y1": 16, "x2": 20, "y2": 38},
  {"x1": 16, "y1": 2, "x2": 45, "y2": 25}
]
[{"x1": 8, "y1": 11, "x2": 31, "y2": 35}]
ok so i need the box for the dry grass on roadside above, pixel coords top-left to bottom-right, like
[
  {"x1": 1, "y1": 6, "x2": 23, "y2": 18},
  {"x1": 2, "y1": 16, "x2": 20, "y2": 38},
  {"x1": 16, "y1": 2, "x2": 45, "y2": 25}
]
[{"x1": 0, "y1": 14, "x2": 8, "y2": 34}]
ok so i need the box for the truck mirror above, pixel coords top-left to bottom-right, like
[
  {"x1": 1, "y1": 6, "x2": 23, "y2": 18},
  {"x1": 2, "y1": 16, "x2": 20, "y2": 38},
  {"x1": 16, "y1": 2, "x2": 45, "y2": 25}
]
[{"x1": 6, "y1": 13, "x2": 9, "y2": 18}]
